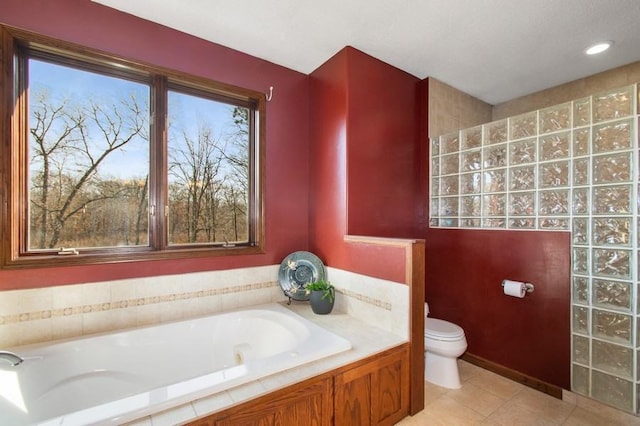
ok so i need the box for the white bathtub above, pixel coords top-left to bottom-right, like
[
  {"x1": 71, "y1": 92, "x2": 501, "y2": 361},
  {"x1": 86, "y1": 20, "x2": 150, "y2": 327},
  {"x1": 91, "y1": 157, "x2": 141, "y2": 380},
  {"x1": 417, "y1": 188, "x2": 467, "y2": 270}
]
[{"x1": 0, "y1": 303, "x2": 351, "y2": 425}]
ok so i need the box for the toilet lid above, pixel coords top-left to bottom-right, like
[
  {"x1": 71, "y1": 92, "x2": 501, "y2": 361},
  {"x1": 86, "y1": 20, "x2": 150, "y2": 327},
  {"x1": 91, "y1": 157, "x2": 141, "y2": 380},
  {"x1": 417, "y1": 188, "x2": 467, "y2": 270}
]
[{"x1": 425, "y1": 318, "x2": 465, "y2": 340}]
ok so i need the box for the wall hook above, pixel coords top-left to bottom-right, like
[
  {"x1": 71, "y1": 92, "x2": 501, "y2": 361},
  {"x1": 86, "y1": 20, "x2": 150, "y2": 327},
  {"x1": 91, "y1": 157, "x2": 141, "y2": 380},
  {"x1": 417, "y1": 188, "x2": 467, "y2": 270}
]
[{"x1": 266, "y1": 86, "x2": 273, "y2": 102}]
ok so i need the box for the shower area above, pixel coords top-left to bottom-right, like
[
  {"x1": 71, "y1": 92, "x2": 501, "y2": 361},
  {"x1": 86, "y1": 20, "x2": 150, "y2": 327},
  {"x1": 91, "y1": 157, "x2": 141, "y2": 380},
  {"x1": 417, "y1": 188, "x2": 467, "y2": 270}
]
[{"x1": 429, "y1": 84, "x2": 639, "y2": 413}]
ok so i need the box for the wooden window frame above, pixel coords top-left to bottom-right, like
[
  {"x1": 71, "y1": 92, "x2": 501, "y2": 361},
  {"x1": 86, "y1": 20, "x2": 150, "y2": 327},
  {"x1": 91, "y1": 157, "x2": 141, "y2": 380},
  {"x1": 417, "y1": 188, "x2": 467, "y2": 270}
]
[{"x1": 0, "y1": 25, "x2": 266, "y2": 269}]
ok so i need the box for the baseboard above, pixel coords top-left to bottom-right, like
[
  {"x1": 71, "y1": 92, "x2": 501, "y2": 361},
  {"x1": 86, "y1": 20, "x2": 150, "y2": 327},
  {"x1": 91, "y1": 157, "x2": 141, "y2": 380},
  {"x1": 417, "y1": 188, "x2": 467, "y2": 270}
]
[{"x1": 461, "y1": 353, "x2": 564, "y2": 399}]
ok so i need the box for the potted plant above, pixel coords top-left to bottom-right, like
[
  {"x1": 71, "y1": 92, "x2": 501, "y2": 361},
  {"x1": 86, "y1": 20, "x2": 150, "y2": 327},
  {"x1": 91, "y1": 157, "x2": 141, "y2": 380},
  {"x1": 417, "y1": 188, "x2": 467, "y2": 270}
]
[{"x1": 306, "y1": 279, "x2": 335, "y2": 314}]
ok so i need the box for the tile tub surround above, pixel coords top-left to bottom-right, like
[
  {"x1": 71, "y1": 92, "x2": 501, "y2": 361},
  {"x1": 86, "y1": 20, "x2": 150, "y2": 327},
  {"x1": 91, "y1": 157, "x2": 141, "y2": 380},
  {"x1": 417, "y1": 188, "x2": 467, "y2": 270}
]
[
  {"x1": 0, "y1": 266, "x2": 283, "y2": 348},
  {"x1": 0, "y1": 265, "x2": 410, "y2": 348}
]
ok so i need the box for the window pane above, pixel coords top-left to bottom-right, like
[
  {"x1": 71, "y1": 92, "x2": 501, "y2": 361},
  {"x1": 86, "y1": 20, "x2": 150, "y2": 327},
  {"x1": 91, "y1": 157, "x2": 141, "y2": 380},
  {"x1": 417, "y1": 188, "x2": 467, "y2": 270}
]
[
  {"x1": 167, "y1": 90, "x2": 249, "y2": 245},
  {"x1": 28, "y1": 59, "x2": 150, "y2": 250}
]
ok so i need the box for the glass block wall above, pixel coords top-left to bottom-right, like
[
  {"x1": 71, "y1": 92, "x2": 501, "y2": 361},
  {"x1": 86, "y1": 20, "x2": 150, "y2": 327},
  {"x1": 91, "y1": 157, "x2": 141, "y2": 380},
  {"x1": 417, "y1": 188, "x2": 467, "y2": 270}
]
[{"x1": 429, "y1": 84, "x2": 639, "y2": 413}]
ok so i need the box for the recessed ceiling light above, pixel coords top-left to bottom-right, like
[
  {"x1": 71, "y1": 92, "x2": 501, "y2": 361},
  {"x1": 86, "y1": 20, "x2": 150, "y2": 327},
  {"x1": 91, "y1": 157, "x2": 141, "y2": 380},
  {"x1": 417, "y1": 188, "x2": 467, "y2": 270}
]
[{"x1": 585, "y1": 41, "x2": 613, "y2": 55}]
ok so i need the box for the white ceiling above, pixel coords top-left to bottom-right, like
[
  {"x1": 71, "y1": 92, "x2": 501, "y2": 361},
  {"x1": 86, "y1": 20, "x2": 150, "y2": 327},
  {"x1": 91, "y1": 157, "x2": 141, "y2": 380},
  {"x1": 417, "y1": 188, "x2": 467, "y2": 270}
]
[{"x1": 93, "y1": 0, "x2": 640, "y2": 105}]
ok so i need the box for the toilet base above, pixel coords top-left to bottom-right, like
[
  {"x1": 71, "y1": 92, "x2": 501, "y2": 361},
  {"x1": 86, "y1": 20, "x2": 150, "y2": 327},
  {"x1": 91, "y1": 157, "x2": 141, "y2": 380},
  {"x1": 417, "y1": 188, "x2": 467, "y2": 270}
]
[{"x1": 425, "y1": 351, "x2": 462, "y2": 389}]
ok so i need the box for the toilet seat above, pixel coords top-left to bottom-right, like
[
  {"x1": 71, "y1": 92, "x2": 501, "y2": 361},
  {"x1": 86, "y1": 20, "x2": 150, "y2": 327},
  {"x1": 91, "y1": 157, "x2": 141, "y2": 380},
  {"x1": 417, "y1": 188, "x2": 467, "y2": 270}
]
[{"x1": 425, "y1": 318, "x2": 465, "y2": 341}]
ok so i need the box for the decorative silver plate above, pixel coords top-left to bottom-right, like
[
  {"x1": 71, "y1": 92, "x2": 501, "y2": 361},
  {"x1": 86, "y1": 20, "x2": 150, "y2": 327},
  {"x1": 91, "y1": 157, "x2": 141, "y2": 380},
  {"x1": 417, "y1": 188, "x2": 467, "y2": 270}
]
[{"x1": 279, "y1": 251, "x2": 326, "y2": 302}]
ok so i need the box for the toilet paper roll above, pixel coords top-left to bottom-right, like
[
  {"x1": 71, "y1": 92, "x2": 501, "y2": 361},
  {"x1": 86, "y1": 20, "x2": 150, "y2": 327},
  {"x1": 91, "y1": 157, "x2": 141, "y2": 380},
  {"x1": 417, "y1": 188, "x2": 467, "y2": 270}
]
[{"x1": 503, "y1": 279, "x2": 526, "y2": 298}]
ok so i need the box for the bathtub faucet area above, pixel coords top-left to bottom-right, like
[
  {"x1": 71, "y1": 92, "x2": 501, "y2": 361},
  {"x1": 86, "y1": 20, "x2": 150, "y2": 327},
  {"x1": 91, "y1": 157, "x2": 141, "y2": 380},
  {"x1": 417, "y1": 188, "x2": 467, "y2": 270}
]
[{"x1": 0, "y1": 350, "x2": 23, "y2": 366}]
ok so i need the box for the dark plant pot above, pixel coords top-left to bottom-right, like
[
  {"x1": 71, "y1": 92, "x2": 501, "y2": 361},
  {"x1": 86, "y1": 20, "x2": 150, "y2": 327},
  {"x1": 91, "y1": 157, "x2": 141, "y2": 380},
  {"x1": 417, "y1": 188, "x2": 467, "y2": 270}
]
[{"x1": 309, "y1": 290, "x2": 334, "y2": 314}]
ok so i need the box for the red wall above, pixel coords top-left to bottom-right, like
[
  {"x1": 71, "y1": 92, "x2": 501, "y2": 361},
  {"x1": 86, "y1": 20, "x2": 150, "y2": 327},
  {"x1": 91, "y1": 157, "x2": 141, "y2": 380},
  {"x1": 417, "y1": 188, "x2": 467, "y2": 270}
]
[
  {"x1": 424, "y1": 229, "x2": 571, "y2": 388},
  {"x1": 0, "y1": 0, "x2": 310, "y2": 289},
  {"x1": 345, "y1": 49, "x2": 423, "y2": 238},
  {"x1": 309, "y1": 47, "x2": 422, "y2": 283}
]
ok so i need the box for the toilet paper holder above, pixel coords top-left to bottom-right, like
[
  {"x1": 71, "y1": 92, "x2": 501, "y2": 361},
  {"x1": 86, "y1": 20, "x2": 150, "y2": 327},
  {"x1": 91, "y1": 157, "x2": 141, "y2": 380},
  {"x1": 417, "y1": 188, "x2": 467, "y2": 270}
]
[{"x1": 501, "y1": 280, "x2": 535, "y2": 293}]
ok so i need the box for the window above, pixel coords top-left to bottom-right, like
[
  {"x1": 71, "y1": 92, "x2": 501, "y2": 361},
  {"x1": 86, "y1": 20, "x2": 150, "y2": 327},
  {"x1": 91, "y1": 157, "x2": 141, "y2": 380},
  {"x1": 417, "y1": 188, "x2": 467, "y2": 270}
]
[{"x1": 0, "y1": 27, "x2": 265, "y2": 268}]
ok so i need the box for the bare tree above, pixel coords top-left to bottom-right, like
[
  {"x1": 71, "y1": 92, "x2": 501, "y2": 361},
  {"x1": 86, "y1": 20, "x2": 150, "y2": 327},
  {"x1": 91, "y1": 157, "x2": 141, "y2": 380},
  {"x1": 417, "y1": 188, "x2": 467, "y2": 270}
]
[{"x1": 29, "y1": 91, "x2": 148, "y2": 248}]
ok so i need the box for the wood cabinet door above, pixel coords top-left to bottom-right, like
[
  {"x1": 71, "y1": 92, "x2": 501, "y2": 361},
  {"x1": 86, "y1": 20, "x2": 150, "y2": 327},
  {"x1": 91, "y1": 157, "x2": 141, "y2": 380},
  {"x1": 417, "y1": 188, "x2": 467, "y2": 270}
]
[
  {"x1": 335, "y1": 346, "x2": 409, "y2": 426},
  {"x1": 188, "y1": 377, "x2": 333, "y2": 426}
]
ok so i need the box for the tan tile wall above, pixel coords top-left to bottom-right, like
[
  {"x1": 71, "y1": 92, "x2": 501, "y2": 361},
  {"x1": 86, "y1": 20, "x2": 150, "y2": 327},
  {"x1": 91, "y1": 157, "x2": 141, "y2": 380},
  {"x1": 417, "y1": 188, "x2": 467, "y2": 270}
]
[
  {"x1": 493, "y1": 61, "x2": 640, "y2": 120},
  {"x1": 428, "y1": 78, "x2": 493, "y2": 138},
  {"x1": 0, "y1": 265, "x2": 409, "y2": 349}
]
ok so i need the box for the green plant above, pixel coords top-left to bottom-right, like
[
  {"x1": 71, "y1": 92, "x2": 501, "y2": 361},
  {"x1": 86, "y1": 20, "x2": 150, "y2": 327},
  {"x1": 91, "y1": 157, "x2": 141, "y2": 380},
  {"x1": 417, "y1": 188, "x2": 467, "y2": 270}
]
[{"x1": 305, "y1": 279, "x2": 335, "y2": 303}]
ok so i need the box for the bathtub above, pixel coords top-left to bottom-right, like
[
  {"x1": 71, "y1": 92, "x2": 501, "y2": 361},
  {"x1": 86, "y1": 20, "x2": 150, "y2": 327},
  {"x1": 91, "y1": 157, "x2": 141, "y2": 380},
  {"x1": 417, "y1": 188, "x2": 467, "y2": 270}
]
[{"x1": 0, "y1": 303, "x2": 351, "y2": 425}]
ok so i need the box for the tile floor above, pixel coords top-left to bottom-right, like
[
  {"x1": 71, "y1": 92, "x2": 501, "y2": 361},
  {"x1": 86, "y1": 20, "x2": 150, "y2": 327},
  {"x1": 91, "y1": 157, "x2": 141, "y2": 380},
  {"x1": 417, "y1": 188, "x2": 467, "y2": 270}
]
[{"x1": 397, "y1": 360, "x2": 640, "y2": 425}]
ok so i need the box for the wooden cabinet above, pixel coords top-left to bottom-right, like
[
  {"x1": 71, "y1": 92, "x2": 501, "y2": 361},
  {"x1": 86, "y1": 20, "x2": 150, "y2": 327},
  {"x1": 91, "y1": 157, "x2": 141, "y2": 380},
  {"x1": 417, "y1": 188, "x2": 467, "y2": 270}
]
[
  {"x1": 189, "y1": 377, "x2": 333, "y2": 426},
  {"x1": 335, "y1": 346, "x2": 409, "y2": 426},
  {"x1": 187, "y1": 345, "x2": 409, "y2": 426}
]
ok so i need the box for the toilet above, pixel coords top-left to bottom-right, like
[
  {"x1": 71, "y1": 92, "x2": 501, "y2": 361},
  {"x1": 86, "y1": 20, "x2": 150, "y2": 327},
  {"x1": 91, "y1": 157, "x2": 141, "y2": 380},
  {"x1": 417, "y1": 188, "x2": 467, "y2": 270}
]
[{"x1": 424, "y1": 302, "x2": 467, "y2": 389}]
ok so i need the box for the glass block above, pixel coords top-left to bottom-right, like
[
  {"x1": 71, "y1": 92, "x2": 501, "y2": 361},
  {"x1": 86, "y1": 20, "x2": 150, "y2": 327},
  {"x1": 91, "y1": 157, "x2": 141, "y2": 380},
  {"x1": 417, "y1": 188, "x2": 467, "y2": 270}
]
[
  {"x1": 439, "y1": 197, "x2": 458, "y2": 216},
  {"x1": 572, "y1": 305, "x2": 589, "y2": 334},
  {"x1": 592, "y1": 119, "x2": 633, "y2": 154},
  {"x1": 573, "y1": 128, "x2": 590, "y2": 157},
  {"x1": 591, "y1": 370, "x2": 633, "y2": 412},
  {"x1": 461, "y1": 126, "x2": 482, "y2": 150},
  {"x1": 509, "y1": 166, "x2": 536, "y2": 191},
  {"x1": 592, "y1": 185, "x2": 631, "y2": 215},
  {"x1": 572, "y1": 188, "x2": 589, "y2": 215},
  {"x1": 483, "y1": 169, "x2": 506, "y2": 193},
  {"x1": 440, "y1": 153, "x2": 459, "y2": 175},
  {"x1": 572, "y1": 158, "x2": 589, "y2": 186},
  {"x1": 539, "y1": 102, "x2": 571, "y2": 134},
  {"x1": 573, "y1": 97, "x2": 591, "y2": 127},
  {"x1": 430, "y1": 138, "x2": 440, "y2": 156},
  {"x1": 439, "y1": 218, "x2": 458, "y2": 227},
  {"x1": 460, "y1": 218, "x2": 481, "y2": 228},
  {"x1": 593, "y1": 248, "x2": 631, "y2": 279},
  {"x1": 483, "y1": 144, "x2": 507, "y2": 169},
  {"x1": 461, "y1": 150, "x2": 482, "y2": 172},
  {"x1": 508, "y1": 218, "x2": 535, "y2": 229},
  {"x1": 508, "y1": 192, "x2": 535, "y2": 216},
  {"x1": 510, "y1": 111, "x2": 537, "y2": 139},
  {"x1": 540, "y1": 132, "x2": 570, "y2": 161},
  {"x1": 593, "y1": 279, "x2": 631, "y2": 312},
  {"x1": 440, "y1": 175, "x2": 459, "y2": 196},
  {"x1": 431, "y1": 157, "x2": 440, "y2": 177},
  {"x1": 482, "y1": 218, "x2": 506, "y2": 228},
  {"x1": 460, "y1": 196, "x2": 481, "y2": 217},
  {"x1": 440, "y1": 131, "x2": 459, "y2": 154},
  {"x1": 572, "y1": 364, "x2": 589, "y2": 396},
  {"x1": 573, "y1": 247, "x2": 589, "y2": 275},
  {"x1": 539, "y1": 218, "x2": 569, "y2": 230},
  {"x1": 429, "y1": 218, "x2": 439, "y2": 227},
  {"x1": 539, "y1": 161, "x2": 569, "y2": 188},
  {"x1": 573, "y1": 276, "x2": 589, "y2": 304},
  {"x1": 538, "y1": 189, "x2": 569, "y2": 216},
  {"x1": 592, "y1": 217, "x2": 631, "y2": 247},
  {"x1": 484, "y1": 119, "x2": 507, "y2": 145},
  {"x1": 573, "y1": 217, "x2": 588, "y2": 245},
  {"x1": 430, "y1": 198, "x2": 439, "y2": 217},
  {"x1": 593, "y1": 152, "x2": 631, "y2": 184},
  {"x1": 509, "y1": 138, "x2": 537, "y2": 165},
  {"x1": 460, "y1": 172, "x2": 481, "y2": 194},
  {"x1": 592, "y1": 309, "x2": 632, "y2": 344},
  {"x1": 593, "y1": 86, "x2": 633, "y2": 123},
  {"x1": 593, "y1": 340, "x2": 633, "y2": 379},
  {"x1": 594, "y1": 188, "x2": 634, "y2": 220},
  {"x1": 431, "y1": 177, "x2": 439, "y2": 197},
  {"x1": 573, "y1": 335, "x2": 590, "y2": 365},
  {"x1": 482, "y1": 194, "x2": 505, "y2": 216}
]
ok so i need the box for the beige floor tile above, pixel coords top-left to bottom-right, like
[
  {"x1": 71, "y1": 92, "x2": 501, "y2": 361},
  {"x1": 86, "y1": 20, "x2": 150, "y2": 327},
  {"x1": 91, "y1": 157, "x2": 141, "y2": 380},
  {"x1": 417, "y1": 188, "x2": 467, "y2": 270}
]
[
  {"x1": 419, "y1": 395, "x2": 486, "y2": 425},
  {"x1": 424, "y1": 380, "x2": 450, "y2": 406},
  {"x1": 562, "y1": 407, "x2": 634, "y2": 426},
  {"x1": 467, "y1": 368, "x2": 525, "y2": 400},
  {"x1": 573, "y1": 393, "x2": 640, "y2": 425},
  {"x1": 446, "y1": 381, "x2": 507, "y2": 417},
  {"x1": 458, "y1": 359, "x2": 483, "y2": 383},
  {"x1": 506, "y1": 387, "x2": 574, "y2": 423}
]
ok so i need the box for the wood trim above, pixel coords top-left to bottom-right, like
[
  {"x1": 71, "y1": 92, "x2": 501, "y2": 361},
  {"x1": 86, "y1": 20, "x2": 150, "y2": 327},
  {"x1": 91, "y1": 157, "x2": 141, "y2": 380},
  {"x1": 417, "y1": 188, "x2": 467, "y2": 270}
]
[
  {"x1": 461, "y1": 352, "x2": 564, "y2": 399},
  {"x1": 343, "y1": 235, "x2": 425, "y2": 415}
]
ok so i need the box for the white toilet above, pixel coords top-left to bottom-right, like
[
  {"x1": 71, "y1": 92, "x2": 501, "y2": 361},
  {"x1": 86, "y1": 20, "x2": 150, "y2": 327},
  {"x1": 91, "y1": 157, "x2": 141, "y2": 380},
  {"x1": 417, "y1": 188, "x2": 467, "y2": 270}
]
[{"x1": 424, "y1": 302, "x2": 467, "y2": 389}]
